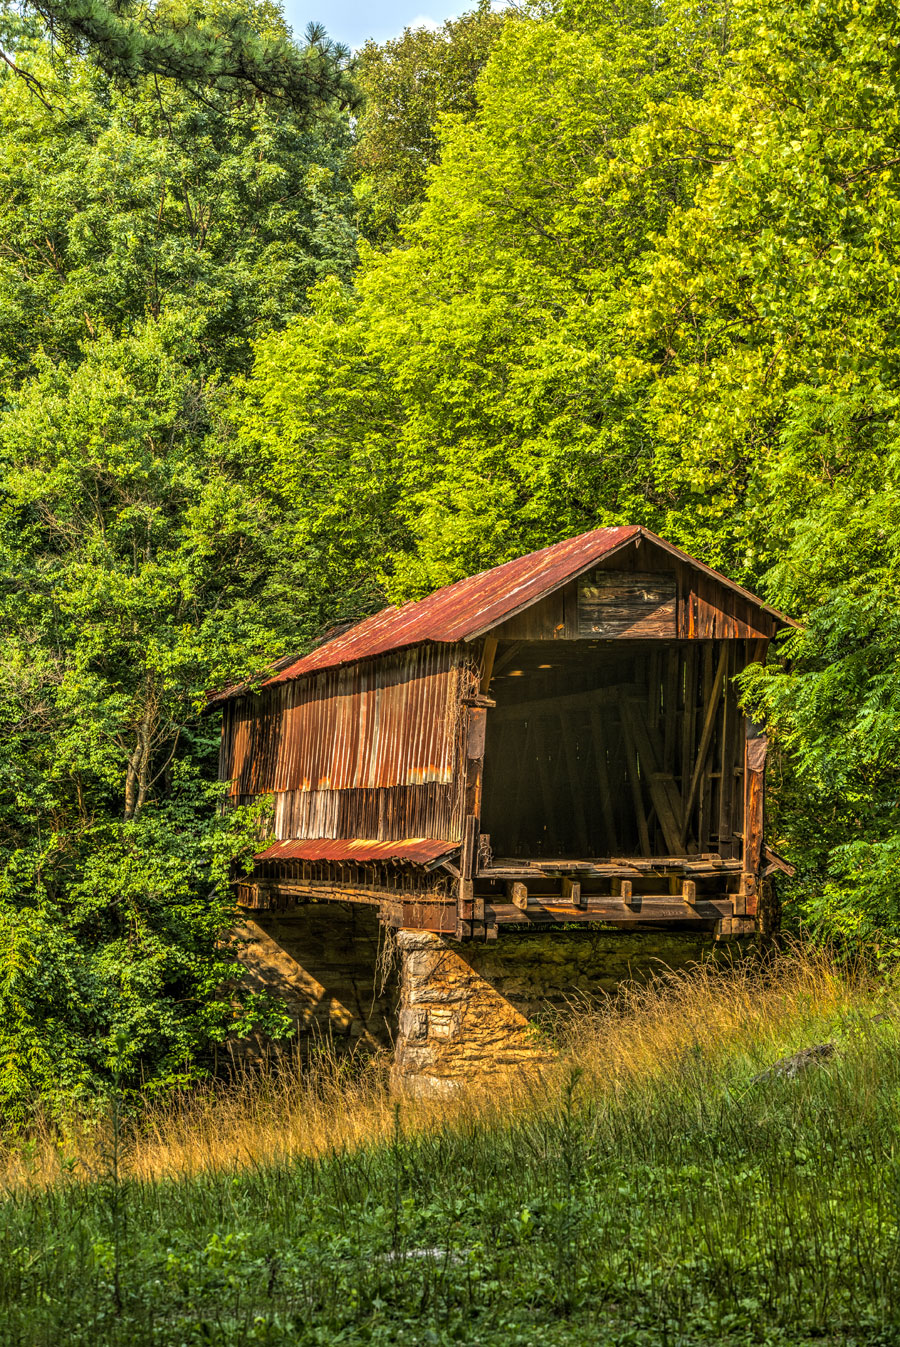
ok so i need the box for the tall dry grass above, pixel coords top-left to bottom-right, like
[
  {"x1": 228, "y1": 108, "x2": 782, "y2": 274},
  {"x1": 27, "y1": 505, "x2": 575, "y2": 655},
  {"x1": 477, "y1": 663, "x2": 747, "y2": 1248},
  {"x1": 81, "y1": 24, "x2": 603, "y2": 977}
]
[
  {"x1": 0, "y1": 942, "x2": 879, "y2": 1192},
  {"x1": 562, "y1": 939, "x2": 863, "y2": 1089}
]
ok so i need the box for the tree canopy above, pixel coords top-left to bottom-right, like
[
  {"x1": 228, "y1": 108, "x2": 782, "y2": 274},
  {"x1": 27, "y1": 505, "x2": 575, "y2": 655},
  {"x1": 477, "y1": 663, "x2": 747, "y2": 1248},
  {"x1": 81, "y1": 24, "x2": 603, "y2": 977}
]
[
  {"x1": 351, "y1": 0, "x2": 506, "y2": 243},
  {"x1": 0, "y1": 0, "x2": 357, "y2": 1114},
  {"x1": 6, "y1": 0, "x2": 356, "y2": 113}
]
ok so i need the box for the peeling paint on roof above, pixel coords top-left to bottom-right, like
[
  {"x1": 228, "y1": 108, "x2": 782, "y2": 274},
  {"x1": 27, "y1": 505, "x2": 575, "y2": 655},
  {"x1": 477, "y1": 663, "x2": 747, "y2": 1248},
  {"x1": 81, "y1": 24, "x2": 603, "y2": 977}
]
[{"x1": 253, "y1": 838, "x2": 458, "y2": 865}]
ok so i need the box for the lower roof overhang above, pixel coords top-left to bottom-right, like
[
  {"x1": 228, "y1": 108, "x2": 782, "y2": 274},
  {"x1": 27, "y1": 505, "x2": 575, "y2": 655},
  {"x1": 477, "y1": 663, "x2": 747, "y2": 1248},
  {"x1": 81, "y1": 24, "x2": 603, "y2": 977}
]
[{"x1": 253, "y1": 837, "x2": 459, "y2": 867}]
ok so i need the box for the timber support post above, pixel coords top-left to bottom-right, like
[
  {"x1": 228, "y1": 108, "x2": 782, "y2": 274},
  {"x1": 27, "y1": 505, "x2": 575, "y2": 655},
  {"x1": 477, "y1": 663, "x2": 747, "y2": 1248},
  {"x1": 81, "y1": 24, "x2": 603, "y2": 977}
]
[
  {"x1": 742, "y1": 730, "x2": 768, "y2": 925},
  {"x1": 456, "y1": 814, "x2": 479, "y2": 940}
]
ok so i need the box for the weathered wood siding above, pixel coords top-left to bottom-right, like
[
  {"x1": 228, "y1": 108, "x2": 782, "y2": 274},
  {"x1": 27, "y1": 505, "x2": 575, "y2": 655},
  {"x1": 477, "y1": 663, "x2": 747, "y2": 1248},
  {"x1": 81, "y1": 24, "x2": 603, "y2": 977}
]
[
  {"x1": 492, "y1": 539, "x2": 778, "y2": 641},
  {"x1": 577, "y1": 571, "x2": 677, "y2": 638}
]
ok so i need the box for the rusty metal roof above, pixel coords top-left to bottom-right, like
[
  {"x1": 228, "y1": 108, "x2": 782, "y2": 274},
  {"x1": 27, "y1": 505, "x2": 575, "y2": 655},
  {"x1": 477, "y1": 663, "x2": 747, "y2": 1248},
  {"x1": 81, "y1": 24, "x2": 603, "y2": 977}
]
[
  {"x1": 263, "y1": 527, "x2": 641, "y2": 686},
  {"x1": 254, "y1": 838, "x2": 458, "y2": 865},
  {"x1": 213, "y1": 526, "x2": 795, "y2": 700}
]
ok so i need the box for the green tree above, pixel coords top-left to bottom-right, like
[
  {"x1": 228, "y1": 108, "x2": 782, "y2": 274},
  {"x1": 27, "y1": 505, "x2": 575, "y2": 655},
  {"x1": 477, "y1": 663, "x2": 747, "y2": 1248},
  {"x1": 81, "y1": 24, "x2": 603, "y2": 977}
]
[
  {"x1": 352, "y1": 0, "x2": 506, "y2": 244},
  {"x1": 4, "y1": 0, "x2": 356, "y2": 113},
  {"x1": 0, "y1": 0, "x2": 358, "y2": 1115},
  {"x1": 237, "y1": 0, "x2": 736, "y2": 601},
  {"x1": 0, "y1": 323, "x2": 312, "y2": 1116},
  {"x1": 0, "y1": 9, "x2": 357, "y2": 385}
]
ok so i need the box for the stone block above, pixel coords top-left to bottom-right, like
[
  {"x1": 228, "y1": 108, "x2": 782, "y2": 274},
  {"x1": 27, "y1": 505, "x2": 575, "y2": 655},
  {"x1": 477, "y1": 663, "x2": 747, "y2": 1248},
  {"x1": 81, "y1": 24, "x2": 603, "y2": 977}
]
[
  {"x1": 398, "y1": 1007, "x2": 428, "y2": 1041},
  {"x1": 428, "y1": 1006, "x2": 461, "y2": 1040},
  {"x1": 394, "y1": 1042, "x2": 437, "y2": 1073}
]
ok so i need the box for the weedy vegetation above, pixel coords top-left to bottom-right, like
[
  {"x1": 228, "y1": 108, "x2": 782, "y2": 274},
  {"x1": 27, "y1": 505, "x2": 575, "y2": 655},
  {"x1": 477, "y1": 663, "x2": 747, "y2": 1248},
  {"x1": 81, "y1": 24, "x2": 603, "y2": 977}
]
[{"x1": 2, "y1": 949, "x2": 899, "y2": 1346}]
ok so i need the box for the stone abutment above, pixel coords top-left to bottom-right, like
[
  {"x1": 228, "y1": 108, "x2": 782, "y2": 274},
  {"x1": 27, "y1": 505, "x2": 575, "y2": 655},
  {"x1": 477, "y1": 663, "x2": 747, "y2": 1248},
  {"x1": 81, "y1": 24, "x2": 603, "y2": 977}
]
[{"x1": 232, "y1": 903, "x2": 720, "y2": 1092}]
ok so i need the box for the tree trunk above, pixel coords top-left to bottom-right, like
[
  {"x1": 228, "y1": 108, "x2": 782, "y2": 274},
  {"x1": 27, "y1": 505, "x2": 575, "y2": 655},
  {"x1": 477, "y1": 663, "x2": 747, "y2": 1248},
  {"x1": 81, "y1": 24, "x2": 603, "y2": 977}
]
[{"x1": 124, "y1": 689, "x2": 157, "y2": 821}]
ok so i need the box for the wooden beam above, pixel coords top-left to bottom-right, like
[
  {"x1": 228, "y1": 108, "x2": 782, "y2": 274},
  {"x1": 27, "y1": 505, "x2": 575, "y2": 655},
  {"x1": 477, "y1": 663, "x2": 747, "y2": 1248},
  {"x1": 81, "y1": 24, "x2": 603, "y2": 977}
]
[
  {"x1": 480, "y1": 635, "x2": 498, "y2": 693},
  {"x1": 743, "y1": 734, "x2": 768, "y2": 880},
  {"x1": 717, "y1": 644, "x2": 742, "y2": 859},
  {"x1": 715, "y1": 915, "x2": 757, "y2": 939},
  {"x1": 460, "y1": 814, "x2": 478, "y2": 879},
  {"x1": 681, "y1": 644, "x2": 729, "y2": 843},
  {"x1": 507, "y1": 880, "x2": 530, "y2": 910},
  {"x1": 239, "y1": 882, "x2": 452, "y2": 910},
  {"x1": 462, "y1": 640, "x2": 494, "y2": 824},
  {"x1": 510, "y1": 717, "x2": 534, "y2": 853},
  {"x1": 734, "y1": 871, "x2": 758, "y2": 919},
  {"x1": 680, "y1": 645, "x2": 698, "y2": 831},
  {"x1": 558, "y1": 713, "x2": 590, "y2": 853},
  {"x1": 401, "y1": 902, "x2": 456, "y2": 933},
  {"x1": 620, "y1": 696, "x2": 686, "y2": 855},
  {"x1": 491, "y1": 641, "x2": 524, "y2": 678},
  {"x1": 589, "y1": 707, "x2": 618, "y2": 854},
  {"x1": 464, "y1": 705, "x2": 488, "y2": 819},
  {"x1": 490, "y1": 898, "x2": 731, "y2": 927},
  {"x1": 618, "y1": 698, "x2": 651, "y2": 856},
  {"x1": 457, "y1": 814, "x2": 479, "y2": 928},
  {"x1": 534, "y1": 725, "x2": 560, "y2": 846},
  {"x1": 480, "y1": 855, "x2": 742, "y2": 879},
  {"x1": 561, "y1": 876, "x2": 585, "y2": 908},
  {"x1": 763, "y1": 844, "x2": 795, "y2": 878}
]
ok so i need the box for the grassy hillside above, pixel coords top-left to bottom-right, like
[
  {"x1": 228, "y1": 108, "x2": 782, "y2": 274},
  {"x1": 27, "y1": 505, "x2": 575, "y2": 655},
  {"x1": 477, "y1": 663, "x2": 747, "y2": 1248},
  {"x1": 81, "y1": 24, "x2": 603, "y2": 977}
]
[{"x1": 2, "y1": 951, "x2": 898, "y2": 1346}]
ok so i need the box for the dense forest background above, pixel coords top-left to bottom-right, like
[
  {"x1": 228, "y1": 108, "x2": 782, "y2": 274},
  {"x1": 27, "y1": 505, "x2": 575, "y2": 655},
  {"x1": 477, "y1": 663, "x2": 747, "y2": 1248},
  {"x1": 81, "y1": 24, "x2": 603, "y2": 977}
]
[{"x1": 1, "y1": 0, "x2": 898, "y2": 1117}]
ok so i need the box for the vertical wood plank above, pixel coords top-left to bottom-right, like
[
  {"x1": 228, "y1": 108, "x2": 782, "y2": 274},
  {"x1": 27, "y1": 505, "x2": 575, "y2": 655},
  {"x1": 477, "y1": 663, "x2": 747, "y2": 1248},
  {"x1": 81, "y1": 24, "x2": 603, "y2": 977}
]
[
  {"x1": 619, "y1": 702, "x2": 651, "y2": 856},
  {"x1": 697, "y1": 644, "x2": 714, "y2": 851},
  {"x1": 559, "y1": 712, "x2": 590, "y2": 852},
  {"x1": 562, "y1": 876, "x2": 585, "y2": 908},
  {"x1": 743, "y1": 734, "x2": 768, "y2": 880},
  {"x1": 457, "y1": 813, "x2": 479, "y2": 930},
  {"x1": 480, "y1": 636, "x2": 498, "y2": 693},
  {"x1": 507, "y1": 880, "x2": 530, "y2": 910},
  {"x1": 717, "y1": 644, "x2": 735, "y2": 858},
  {"x1": 510, "y1": 717, "x2": 534, "y2": 854},
  {"x1": 680, "y1": 645, "x2": 697, "y2": 806},
  {"x1": 663, "y1": 647, "x2": 678, "y2": 775},
  {"x1": 590, "y1": 707, "x2": 618, "y2": 854},
  {"x1": 534, "y1": 718, "x2": 559, "y2": 853},
  {"x1": 681, "y1": 643, "x2": 728, "y2": 845},
  {"x1": 620, "y1": 696, "x2": 686, "y2": 854}
]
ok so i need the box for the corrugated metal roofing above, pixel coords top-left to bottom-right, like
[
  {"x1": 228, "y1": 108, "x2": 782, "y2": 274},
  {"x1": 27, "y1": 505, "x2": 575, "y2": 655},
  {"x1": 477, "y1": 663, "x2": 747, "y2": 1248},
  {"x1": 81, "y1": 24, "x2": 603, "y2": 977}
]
[
  {"x1": 264, "y1": 526, "x2": 640, "y2": 686},
  {"x1": 254, "y1": 838, "x2": 458, "y2": 865},
  {"x1": 214, "y1": 525, "x2": 795, "y2": 699}
]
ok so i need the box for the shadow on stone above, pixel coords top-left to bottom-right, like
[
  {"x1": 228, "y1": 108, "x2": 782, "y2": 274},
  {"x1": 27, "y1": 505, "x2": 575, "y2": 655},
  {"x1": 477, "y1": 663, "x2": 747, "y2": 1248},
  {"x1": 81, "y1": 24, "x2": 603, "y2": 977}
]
[{"x1": 229, "y1": 904, "x2": 399, "y2": 1067}]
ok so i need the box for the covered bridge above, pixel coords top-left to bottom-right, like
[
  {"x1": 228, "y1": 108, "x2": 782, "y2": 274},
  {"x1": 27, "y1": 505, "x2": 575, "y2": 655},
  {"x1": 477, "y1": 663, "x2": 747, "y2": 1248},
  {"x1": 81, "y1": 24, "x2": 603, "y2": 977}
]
[
  {"x1": 218, "y1": 526, "x2": 793, "y2": 938},
  {"x1": 215, "y1": 527, "x2": 795, "y2": 1090}
]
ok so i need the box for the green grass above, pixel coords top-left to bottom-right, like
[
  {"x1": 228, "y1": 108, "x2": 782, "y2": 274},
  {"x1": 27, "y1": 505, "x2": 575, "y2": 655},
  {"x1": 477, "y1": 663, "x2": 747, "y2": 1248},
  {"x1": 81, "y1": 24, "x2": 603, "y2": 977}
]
[{"x1": 2, "y1": 967, "x2": 900, "y2": 1345}]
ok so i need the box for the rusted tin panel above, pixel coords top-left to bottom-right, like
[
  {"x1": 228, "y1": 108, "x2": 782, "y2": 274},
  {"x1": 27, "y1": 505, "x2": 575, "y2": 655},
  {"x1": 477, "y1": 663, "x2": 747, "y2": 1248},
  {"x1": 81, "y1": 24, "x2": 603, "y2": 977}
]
[
  {"x1": 220, "y1": 645, "x2": 462, "y2": 800},
  {"x1": 254, "y1": 838, "x2": 458, "y2": 865}
]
